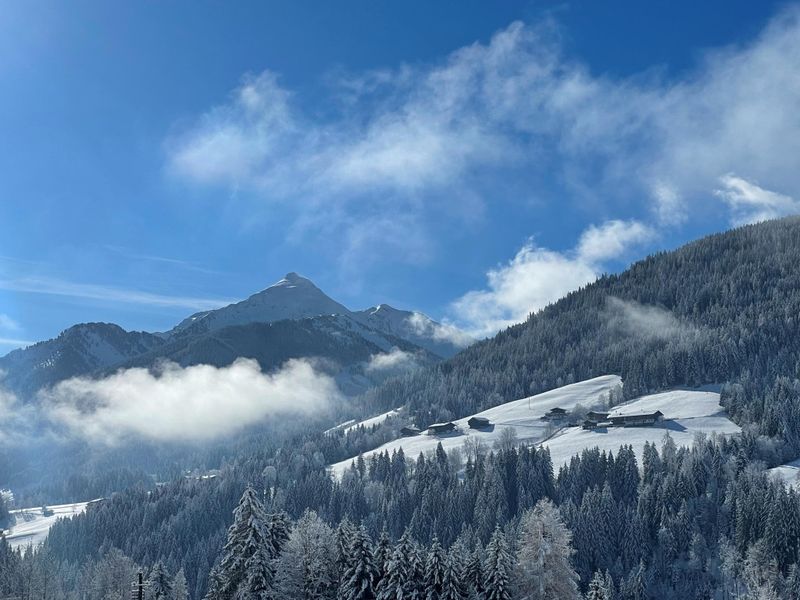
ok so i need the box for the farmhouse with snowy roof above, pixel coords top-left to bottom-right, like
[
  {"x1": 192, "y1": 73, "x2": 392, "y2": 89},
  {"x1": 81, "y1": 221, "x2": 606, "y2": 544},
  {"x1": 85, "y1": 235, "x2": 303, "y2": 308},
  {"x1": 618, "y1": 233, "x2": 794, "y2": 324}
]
[{"x1": 427, "y1": 422, "x2": 456, "y2": 435}]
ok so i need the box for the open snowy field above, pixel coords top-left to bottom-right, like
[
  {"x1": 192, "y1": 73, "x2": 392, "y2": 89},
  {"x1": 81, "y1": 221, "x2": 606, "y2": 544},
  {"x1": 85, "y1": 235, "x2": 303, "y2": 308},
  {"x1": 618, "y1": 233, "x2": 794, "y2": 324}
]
[
  {"x1": 769, "y1": 458, "x2": 800, "y2": 489},
  {"x1": 542, "y1": 389, "x2": 740, "y2": 470},
  {"x1": 325, "y1": 407, "x2": 403, "y2": 435},
  {"x1": 3, "y1": 500, "x2": 99, "y2": 550},
  {"x1": 330, "y1": 378, "x2": 741, "y2": 478},
  {"x1": 329, "y1": 375, "x2": 622, "y2": 478}
]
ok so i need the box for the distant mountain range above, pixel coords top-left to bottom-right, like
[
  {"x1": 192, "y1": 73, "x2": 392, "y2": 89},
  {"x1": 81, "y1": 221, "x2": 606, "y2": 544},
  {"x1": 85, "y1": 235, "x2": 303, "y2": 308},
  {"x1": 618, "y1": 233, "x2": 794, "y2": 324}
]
[{"x1": 0, "y1": 272, "x2": 471, "y2": 399}]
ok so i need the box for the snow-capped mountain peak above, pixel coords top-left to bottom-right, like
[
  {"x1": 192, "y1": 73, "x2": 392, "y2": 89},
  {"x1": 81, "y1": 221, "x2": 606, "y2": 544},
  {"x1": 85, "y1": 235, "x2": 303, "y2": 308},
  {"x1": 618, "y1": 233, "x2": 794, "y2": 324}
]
[{"x1": 170, "y1": 272, "x2": 351, "y2": 337}]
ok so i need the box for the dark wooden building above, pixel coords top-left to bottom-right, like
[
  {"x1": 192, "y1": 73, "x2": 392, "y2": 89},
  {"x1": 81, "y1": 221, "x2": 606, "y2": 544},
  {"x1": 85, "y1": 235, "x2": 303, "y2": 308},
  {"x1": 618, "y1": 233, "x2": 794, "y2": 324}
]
[
  {"x1": 427, "y1": 422, "x2": 456, "y2": 435},
  {"x1": 544, "y1": 407, "x2": 568, "y2": 420},
  {"x1": 586, "y1": 411, "x2": 610, "y2": 422},
  {"x1": 468, "y1": 416, "x2": 491, "y2": 429},
  {"x1": 610, "y1": 410, "x2": 664, "y2": 427},
  {"x1": 401, "y1": 426, "x2": 421, "y2": 437}
]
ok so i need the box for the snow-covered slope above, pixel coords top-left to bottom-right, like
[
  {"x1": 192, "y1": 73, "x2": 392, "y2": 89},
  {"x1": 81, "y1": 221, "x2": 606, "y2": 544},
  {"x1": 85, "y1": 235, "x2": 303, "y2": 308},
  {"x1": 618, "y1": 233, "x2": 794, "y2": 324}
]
[
  {"x1": 0, "y1": 323, "x2": 165, "y2": 398},
  {"x1": 0, "y1": 273, "x2": 469, "y2": 399},
  {"x1": 171, "y1": 273, "x2": 470, "y2": 359},
  {"x1": 3, "y1": 500, "x2": 99, "y2": 550},
  {"x1": 329, "y1": 377, "x2": 741, "y2": 478},
  {"x1": 171, "y1": 273, "x2": 351, "y2": 336},
  {"x1": 769, "y1": 458, "x2": 800, "y2": 489},
  {"x1": 326, "y1": 407, "x2": 404, "y2": 435},
  {"x1": 542, "y1": 390, "x2": 740, "y2": 470},
  {"x1": 353, "y1": 305, "x2": 469, "y2": 358},
  {"x1": 329, "y1": 375, "x2": 622, "y2": 478}
]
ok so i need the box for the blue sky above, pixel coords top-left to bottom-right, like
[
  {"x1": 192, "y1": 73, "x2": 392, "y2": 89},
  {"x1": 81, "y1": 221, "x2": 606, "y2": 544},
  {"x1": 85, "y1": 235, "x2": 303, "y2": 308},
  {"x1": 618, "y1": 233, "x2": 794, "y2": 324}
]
[{"x1": 1, "y1": 0, "x2": 799, "y2": 349}]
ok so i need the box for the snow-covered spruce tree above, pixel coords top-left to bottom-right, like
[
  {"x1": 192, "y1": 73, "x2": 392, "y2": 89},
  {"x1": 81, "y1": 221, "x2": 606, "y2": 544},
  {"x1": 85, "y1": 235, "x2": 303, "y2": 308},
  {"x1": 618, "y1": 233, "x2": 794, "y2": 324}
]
[
  {"x1": 514, "y1": 499, "x2": 580, "y2": 600},
  {"x1": 374, "y1": 528, "x2": 392, "y2": 587},
  {"x1": 147, "y1": 562, "x2": 173, "y2": 600},
  {"x1": 336, "y1": 518, "x2": 357, "y2": 575},
  {"x1": 273, "y1": 509, "x2": 337, "y2": 600},
  {"x1": 440, "y1": 548, "x2": 469, "y2": 600},
  {"x1": 483, "y1": 527, "x2": 513, "y2": 600},
  {"x1": 338, "y1": 525, "x2": 379, "y2": 600},
  {"x1": 204, "y1": 487, "x2": 288, "y2": 600},
  {"x1": 376, "y1": 531, "x2": 416, "y2": 600},
  {"x1": 585, "y1": 570, "x2": 613, "y2": 600},
  {"x1": 173, "y1": 568, "x2": 189, "y2": 600},
  {"x1": 239, "y1": 545, "x2": 274, "y2": 600},
  {"x1": 463, "y1": 548, "x2": 484, "y2": 598},
  {"x1": 423, "y1": 536, "x2": 446, "y2": 600}
]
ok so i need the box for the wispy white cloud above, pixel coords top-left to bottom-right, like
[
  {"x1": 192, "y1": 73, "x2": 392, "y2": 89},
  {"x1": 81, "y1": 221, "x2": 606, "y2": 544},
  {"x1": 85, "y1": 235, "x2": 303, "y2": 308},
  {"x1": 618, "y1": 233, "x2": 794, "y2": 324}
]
[
  {"x1": 365, "y1": 348, "x2": 419, "y2": 374},
  {"x1": 714, "y1": 174, "x2": 800, "y2": 226},
  {"x1": 0, "y1": 314, "x2": 20, "y2": 332},
  {"x1": 0, "y1": 337, "x2": 34, "y2": 349},
  {"x1": 0, "y1": 276, "x2": 234, "y2": 311},
  {"x1": 451, "y1": 220, "x2": 654, "y2": 337},
  {"x1": 406, "y1": 312, "x2": 474, "y2": 349},
  {"x1": 103, "y1": 245, "x2": 222, "y2": 275},
  {"x1": 40, "y1": 358, "x2": 338, "y2": 444},
  {"x1": 0, "y1": 376, "x2": 36, "y2": 444},
  {"x1": 575, "y1": 220, "x2": 655, "y2": 264},
  {"x1": 0, "y1": 315, "x2": 30, "y2": 349},
  {"x1": 167, "y1": 6, "x2": 800, "y2": 264},
  {"x1": 605, "y1": 297, "x2": 699, "y2": 342}
]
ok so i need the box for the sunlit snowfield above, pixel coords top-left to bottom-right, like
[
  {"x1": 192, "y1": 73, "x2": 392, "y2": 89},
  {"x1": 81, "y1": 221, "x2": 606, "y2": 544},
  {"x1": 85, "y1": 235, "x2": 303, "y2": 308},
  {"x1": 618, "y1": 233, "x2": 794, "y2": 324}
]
[{"x1": 330, "y1": 376, "x2": 740, "y2": 477}]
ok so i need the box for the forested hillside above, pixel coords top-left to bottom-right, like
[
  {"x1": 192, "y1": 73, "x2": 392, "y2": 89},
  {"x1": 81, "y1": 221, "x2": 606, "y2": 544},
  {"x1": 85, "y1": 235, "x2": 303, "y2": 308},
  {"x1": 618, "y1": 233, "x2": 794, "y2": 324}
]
[
  {"x1": 5, "y1": 218, "x2": 800, "y2": 600},
  {"x1": 362, "y1": 218, "x2": 800, "y2": 434}
]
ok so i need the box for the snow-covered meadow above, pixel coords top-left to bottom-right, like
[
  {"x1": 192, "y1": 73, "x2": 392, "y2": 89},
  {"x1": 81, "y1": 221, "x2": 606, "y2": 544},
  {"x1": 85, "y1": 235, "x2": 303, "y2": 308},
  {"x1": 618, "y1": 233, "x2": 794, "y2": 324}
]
[
  {"x1": 3, "y1": 500, "x2": 99, "y2": 550},
  {"x1": 329, "y1": 375, "x2": 621, "y2": 477},
  {"x1": 329, "y1": 376, "x2": 741, "y2": 477},
  {"x1": 542, "y1": 389, "x2": 740, "y2": 469}
]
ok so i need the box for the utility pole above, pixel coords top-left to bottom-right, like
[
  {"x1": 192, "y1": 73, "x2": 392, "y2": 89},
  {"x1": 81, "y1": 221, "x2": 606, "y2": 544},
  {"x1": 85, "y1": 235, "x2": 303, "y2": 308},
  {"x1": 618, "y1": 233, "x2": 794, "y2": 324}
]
[{"x1": 130, "y1": 572, "x2": 144, "y2": 600}]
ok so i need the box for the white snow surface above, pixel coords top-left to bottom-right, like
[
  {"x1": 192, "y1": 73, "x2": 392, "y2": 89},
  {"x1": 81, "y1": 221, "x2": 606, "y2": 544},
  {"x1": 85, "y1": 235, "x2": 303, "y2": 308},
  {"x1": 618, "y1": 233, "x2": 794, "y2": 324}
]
[
  {"x1": 325, "y1": 408, "x2": 403, "y2": 435},
  {"x1": 769, "y1": 458, "x2": 800, "y2": 489},
  {"x1": 543, "y1": 390, "x2": 740, "y2": 470},
  {"x1": 329, "y1": 375, "x2": 622, "y2": 478},
  {"x1": 329, "y1": 377, "x2": 741, "y2": 478},
  {"x1": 344, "y1": 408, "x2": 402, "y2": 433},
  {"x1": 3, "y1": 500, "x2": 100, "y2": 550},
  {"x1": 172, "y1": 273, "x2": 351, "y2": 335}
]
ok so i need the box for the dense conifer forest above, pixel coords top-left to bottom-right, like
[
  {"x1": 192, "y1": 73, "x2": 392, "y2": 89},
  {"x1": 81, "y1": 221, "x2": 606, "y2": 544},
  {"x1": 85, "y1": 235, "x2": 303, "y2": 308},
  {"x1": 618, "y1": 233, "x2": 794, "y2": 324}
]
[{"x1": 4, "y1": 218, "x2": 800, "y2": 599}]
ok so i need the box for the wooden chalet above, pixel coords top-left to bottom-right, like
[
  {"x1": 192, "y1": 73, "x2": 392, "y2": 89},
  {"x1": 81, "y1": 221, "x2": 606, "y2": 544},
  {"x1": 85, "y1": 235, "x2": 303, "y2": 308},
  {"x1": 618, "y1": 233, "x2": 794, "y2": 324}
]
[
  {"x1": 543, "y1": 407, "x2": 568, "y2": 420},
  {"x1": 468, "y1": 416, "x2": 491, "y2": 429},
  {"x1": 586, "y1": 411, "x2": 610, "y2": 422},
  {"x1": 401, "y1": 426, "x2": 421, "y2": 437},
  {"x1": 610, "y1": 410, "x2": 664, "y2": 427},
  {"x1": 427, "y1": 422, "x2": 456, "y2": 435}
]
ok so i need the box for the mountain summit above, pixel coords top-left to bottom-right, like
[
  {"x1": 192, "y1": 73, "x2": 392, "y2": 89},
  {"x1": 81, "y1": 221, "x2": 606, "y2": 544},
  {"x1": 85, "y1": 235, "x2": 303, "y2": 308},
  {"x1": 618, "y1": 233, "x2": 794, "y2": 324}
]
[
  {"x1": 0, "y1": 273, "x2": 471, "y2": 399},
  {"x1": 170, "y1": 272, "x2": 351, "y2": 337}
]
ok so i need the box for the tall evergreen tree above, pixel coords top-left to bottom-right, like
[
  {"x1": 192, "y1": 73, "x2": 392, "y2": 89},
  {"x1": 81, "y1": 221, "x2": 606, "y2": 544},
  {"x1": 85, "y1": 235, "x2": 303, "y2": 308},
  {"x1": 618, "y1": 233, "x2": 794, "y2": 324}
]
[
  {"x1": 423, "y1": 537, "x2": 446, "y2": 600},
  {"x1": 147, "y1": 562, "x2": 173, "y2": 600},
  {"x1": 173, "y1": 569, "x2": 189, "y2": 600},
  {"x1": 339, "y1": 526, "x2": 378, "y2": 600},
  {"x1": 483, "y1": 527, "x2": 512, "y2": 600},
  {"x1": 204, "y1": 487, "x2": 280, "y2": 600}
]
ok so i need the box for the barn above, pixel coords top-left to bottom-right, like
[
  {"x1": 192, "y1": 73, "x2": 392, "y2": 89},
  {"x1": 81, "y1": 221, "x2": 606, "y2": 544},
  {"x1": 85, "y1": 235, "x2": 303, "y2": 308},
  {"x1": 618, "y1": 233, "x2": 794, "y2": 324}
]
[
  {"x1": 610, "y1": 411, "x2": 664, "y2": 427},
  {"x1": 468, "y1": 416, "x2": 491, "y2": 429},
  {"x1": 427, "y1": 422, "x2": 456, "y2": 435}
]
